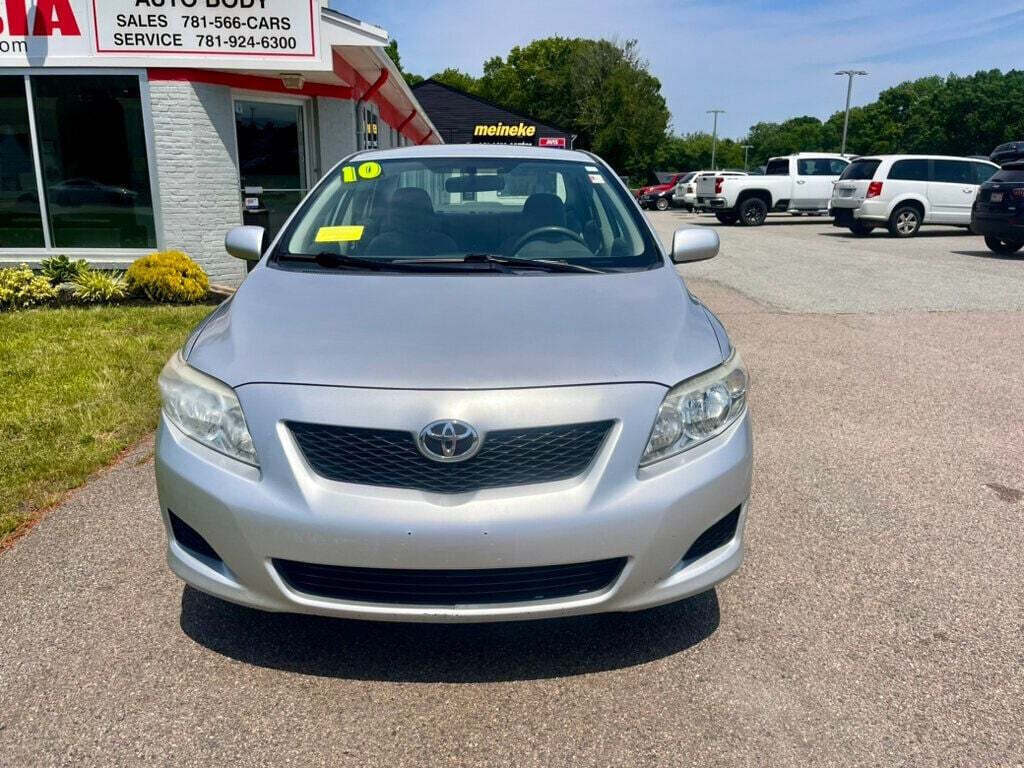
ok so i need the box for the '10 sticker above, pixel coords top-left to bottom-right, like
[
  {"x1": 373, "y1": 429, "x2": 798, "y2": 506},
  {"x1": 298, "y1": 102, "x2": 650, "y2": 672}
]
[{"x1": 342, "y1": 162, "x2": 382, "y2": 183}]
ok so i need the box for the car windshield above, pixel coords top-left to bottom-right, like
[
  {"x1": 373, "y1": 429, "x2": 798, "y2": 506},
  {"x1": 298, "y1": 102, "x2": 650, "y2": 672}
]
[{"x1": 274, "y1": 156, "x2": 661, "y2": 273}]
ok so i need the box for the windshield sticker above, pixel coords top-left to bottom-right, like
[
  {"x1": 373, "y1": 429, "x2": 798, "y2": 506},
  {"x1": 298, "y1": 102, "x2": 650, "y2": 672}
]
[
  {"x1": 588, "y1": 173, "x2": 605, "y2": 184},
  {"x1": 315, "y1": 225, "x2": 365, "y2": 243},
  {"x1": 341, "y1": 161, "x2": 383, "y2": 183},
  {"x1": 585, "y1": 165, "x2": 599, "y2": 172}
]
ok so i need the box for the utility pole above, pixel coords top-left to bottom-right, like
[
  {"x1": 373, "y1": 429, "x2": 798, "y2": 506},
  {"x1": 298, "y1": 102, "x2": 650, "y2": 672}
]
[
  {"x1": 742, "y1": 144, "x2": 753, "y2": 171},
  {"x1": 707, "y1": 109, "x2": 725, "y2": 170},
  {"x1": 834, "y1": 70, "x2": 867, "y2": 156}
]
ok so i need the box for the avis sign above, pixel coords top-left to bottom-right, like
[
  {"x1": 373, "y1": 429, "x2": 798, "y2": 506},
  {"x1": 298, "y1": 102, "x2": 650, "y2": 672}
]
[{"x1": 0, "y1": 0, "x2": 320, "y2": 67}]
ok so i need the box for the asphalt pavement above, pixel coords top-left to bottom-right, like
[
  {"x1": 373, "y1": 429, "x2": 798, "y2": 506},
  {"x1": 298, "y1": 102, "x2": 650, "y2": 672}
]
[{"x1": 1, "y1": 214, "x2": 1022, "y2": 767}]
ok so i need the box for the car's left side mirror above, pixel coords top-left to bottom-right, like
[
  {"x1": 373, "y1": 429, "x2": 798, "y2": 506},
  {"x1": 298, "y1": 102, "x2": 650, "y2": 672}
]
[
  {"x1": 225, "y1": 225, "x2": 266, "y2": 263},
  {"x1": 671, "y1": 227, "x2": 719, "y2": 263}
]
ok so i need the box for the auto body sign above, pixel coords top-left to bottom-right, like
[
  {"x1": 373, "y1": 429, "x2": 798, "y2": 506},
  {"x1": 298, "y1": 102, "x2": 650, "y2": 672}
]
[{"x1": 0, "y1": 0, "x2": 322, "y2": 67}]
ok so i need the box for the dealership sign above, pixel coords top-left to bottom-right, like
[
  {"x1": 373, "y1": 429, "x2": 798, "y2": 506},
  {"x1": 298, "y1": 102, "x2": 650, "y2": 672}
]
[{"x1": 0, "y1": 0, "x2": 323, "y2": 68}]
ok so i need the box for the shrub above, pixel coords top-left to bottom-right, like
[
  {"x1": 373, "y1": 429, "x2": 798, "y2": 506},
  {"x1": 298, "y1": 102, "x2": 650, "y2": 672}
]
[
  {"x1": 0, "y1": 264, "x2": 57, "y2": 311},
  {"x1": 40, "y1": 254, "x2": 88, "y2": 285},
  {"x1": 72, "y1": 269, "x2": 128, "y2": 303},
  {"x1": 125, "y1": 250, "x2": 209, "y2": 303}
]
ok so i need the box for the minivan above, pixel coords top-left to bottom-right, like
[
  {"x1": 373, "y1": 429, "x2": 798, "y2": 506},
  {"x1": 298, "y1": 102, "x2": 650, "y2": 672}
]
[
  {"x1": 831, "y1": 155, "x2": 998, "y2": 237},
  {"x1": 155, "y1": 145, "x2": 753, "y2": 623}
]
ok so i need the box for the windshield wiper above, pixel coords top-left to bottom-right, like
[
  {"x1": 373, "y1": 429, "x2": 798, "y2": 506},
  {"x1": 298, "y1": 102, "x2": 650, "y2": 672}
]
[
  {"x1": 406, "y1": 253, "x2": 603, "y2": 274},
  {"x1": 284, "y1": 252, "x2": 442, "y2": 272}
]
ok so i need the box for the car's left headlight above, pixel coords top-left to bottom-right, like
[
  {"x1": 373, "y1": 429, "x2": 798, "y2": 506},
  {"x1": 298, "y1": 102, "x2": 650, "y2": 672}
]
[
  {"x1": 640, "y1": 351, "x2": 748, "y2": 466},
  {"x1": 158, "y1": 351, "x2": 259, "y2": 466}
]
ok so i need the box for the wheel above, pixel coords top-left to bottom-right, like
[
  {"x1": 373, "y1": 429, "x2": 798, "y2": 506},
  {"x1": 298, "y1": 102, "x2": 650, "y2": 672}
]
[
  {"x1": 888, "y1": 205, "x2": 922, "y2": 237},
  {"x1": 984, "y1": 235, "x2": 1024, "y2": 254},
  {"x1": 715, "y1": 212, "x2": 738, "y2": 225},
  {"x1": 849, "y1": 222, "x2": 874, "y2": 237},
  {"x1": 655, "y1": 197, "x2": 670, "y2": 211},
  {"x1": 737, "y1": 197, "x2": 768, "y2": 226}
]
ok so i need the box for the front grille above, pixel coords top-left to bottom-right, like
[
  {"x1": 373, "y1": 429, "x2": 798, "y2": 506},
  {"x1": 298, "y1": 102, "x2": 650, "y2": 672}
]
[
  {"x1": 273, "y1": 557, "x2": 627, "y2": 605},
  {"x1": 288, "y1": 420, "x2": 613, "y2": 493}
]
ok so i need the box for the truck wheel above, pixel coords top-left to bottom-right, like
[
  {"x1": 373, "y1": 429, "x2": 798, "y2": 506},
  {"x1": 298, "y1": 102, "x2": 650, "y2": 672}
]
[
  {"x1": 738, "y1": 198, "x2": 768, "y2": 226},
  {"x1": 984, "y1": 235, "x2": 1024, "y2": 254},
  {"x1": 849, "y1": 222, "x2": 874, "y2": 237},
  {"x1": 715, "y1": 212, "x2": 738, "y2": 225},
  {"x1": 888, "y1": 205, "x2": 921, "y2": 237},
  {"x1": 655, "y1": 197, "x2": 670, "y2": 211}
]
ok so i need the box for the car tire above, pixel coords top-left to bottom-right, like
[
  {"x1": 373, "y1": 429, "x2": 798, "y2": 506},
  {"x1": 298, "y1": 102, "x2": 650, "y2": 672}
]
[
  {"x1": 849, "y1": 222, "x2": 874, "y2": 237},
  {"x1": 984, "y1": 235, "x2": 1024, "y2": 254},
  {"x1": 655, "y1": 197, "x2": 670, "y2": 211},
  {"x1": 715, "y1": 212, "x2": 738, "y2": 225},
  {"x1": 888, "y1": 205, "x2": 922, "y2": 237},
  {"x1": 738, "y1": 198, "x2": 768, "y2": 226}
]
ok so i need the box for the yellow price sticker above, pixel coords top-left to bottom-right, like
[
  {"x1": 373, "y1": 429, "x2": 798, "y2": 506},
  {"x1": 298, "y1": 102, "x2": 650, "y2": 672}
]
[
  {"x1": 315, "y1": 225, "x2": 365, "y2": 243},
  {"x1": 341, "y1": 161, "x2": 382, "y2": 183}
]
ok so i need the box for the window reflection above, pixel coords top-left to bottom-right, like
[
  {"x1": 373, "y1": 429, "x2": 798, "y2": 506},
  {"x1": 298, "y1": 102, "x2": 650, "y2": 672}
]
[
  {"x1": 0, "y1": 76, "x2": 44, "y2": 247},
  {"x1": 32, "y1": 75, "x2": 155, "y2": 248}
]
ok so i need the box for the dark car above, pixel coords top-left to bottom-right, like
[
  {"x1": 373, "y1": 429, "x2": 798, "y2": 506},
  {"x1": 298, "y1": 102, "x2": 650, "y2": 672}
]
[
  {"x1": 971, "y1": 160, "x2": 1024, "y2": 254},
  {"x1": 990, "y1": 141, "x2": 1024, "y2": 167}
]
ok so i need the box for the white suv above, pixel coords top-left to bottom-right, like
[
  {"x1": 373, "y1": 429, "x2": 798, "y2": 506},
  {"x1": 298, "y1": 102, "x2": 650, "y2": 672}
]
[{"x1": 831, "y1": 155, "x2": 999, "y2": 237}]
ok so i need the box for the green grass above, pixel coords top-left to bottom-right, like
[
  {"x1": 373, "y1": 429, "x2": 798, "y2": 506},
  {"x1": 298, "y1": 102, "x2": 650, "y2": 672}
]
[{"x1": 0, "y1": 304, "x2": 212, "y2": 545}]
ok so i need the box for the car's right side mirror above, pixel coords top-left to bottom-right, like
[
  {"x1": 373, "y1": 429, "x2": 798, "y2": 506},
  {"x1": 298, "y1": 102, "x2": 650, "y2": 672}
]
[
  {"x1": 225, "y1": 225, "x2": 266, "y2": 263},
  {"x1": 671, "y1": 227, "x2": 719, "y2": 263}
]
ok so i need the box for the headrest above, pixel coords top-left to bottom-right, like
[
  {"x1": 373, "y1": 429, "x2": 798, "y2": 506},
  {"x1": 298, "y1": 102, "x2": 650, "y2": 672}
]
[{"x1": 522, "y1": 193, "x2": 566, "y2": 227}]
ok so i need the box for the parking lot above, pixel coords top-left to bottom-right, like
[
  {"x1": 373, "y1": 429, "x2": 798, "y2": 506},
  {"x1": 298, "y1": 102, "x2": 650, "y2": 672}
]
[{"x1": 2, "y1": 213, "x2": 1022, "y2": 766}]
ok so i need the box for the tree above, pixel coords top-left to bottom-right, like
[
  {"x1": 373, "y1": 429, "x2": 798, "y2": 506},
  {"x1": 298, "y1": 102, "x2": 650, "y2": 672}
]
[{"x1": 383, "y1": 39, "x2": 423, "y2": 86}]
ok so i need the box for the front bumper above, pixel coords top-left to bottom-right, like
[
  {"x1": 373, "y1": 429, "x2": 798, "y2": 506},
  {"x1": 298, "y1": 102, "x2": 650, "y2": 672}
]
[{"x1": 155, "y1": 382, "x2": 753, "y2": 622}]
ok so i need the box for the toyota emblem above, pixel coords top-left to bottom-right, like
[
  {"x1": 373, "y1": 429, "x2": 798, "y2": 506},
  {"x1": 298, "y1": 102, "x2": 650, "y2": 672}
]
[{"x1": 417, "y1": 420, "x2": 481, "y2": 463}]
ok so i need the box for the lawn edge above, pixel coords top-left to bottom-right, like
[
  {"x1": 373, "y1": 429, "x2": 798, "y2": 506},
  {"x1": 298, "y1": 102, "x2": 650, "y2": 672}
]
[{"x1": 0, "y1": 433, "x2": 156, "y2": 555}]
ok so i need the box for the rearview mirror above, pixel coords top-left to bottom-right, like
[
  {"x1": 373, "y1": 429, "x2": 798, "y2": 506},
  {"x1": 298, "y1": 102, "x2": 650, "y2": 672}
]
[
  {"x1": 225, "y1": 225, "x2": 266, "y2": 263},
  {"x1": 671, "y1": 227, "x2": 719, "y2": 263},
  {"x1": 444, "y1": 175, "x2": 506, "y2": 193}
]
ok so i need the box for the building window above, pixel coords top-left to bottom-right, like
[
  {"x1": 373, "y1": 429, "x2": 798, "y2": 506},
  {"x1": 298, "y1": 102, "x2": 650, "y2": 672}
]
[
  {"x1": 0, "y1": 73, "x2": 156, "y2": 250},
  {"x1": 0, "y1": 77, "x2": 44, "y2": 247},
  {"x1": 32, "y1": 75, "x2": 155, "y2": 248}
]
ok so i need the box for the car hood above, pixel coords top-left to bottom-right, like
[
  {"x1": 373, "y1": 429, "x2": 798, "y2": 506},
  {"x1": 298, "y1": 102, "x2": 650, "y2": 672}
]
[
  {"x1": 641, "y1": 184, "x2": 672, "y2": 195},
  {"x1": 187, "y1": 264, "x2": 725, "y2": 390}
]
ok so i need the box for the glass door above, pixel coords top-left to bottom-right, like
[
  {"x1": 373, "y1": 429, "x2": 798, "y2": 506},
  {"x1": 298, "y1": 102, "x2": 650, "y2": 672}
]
[{"x1": 234, "y1": 99, "x2": 308, "y2": 238}]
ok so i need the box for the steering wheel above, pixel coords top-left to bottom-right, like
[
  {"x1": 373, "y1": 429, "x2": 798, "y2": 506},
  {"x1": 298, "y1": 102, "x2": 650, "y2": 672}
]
[{"x1": 510, "y1": 226, "x2": 588, "y2": 255}]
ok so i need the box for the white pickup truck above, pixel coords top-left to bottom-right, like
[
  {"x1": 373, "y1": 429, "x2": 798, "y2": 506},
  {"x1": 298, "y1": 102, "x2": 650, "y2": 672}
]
[{"x1": 696, "y1": 153, "x2": 850, "y2": 225}]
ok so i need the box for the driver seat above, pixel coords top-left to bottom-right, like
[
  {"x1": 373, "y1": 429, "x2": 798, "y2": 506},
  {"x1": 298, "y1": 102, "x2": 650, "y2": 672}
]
[{"x1": 501, "y1": 193, "x2": 568, "y2": 254}]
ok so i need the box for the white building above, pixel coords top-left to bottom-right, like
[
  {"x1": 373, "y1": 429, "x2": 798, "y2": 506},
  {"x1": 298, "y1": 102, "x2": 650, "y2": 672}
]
[{"x1": 0, "y1": 1, "x2": 440, "y2": 285}]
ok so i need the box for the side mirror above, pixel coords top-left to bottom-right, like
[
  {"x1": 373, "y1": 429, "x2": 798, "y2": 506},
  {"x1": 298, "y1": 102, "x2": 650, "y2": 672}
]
[
  {"x1": 671, "y1": 227, "x2": 719, "y2": 263},
  {"x1": 225, "y1": 225, "x2": 266, "y2": 263}
]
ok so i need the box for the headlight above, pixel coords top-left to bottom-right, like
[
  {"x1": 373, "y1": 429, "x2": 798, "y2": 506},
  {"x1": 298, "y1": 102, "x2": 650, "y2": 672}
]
[
  {"x1": 158, "y1": 351, "x2": 259, "y2": 466},
  {"x1": 640, "y1": 351, "x2": 748, "y2": 466}
]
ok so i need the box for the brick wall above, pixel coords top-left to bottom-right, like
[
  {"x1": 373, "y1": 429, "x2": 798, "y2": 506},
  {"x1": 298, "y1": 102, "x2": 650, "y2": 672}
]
[
  {"x1": 317, "y1": 96, "x2": 357, "y2": 173},
  {"x1": 149, "y1": 79, "x2": 246, "y2": 286}
]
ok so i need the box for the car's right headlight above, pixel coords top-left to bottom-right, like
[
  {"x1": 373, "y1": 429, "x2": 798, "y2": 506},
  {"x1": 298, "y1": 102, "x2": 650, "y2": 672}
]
[
  {"x1": 640, "y1": 351, "x2": 748, "y2": 466},
  {"x1": 158, "y1": 351, "x2": 259, "y2": 466}
]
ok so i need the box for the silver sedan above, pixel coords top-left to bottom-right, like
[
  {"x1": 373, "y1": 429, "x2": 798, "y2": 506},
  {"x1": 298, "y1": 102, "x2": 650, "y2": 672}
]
[{"x1": 155, "y1": 145, "x2": 752, "y2": 622}]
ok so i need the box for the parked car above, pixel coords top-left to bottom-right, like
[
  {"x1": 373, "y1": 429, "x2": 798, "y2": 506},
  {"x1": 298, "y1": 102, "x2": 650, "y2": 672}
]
[
  {"x1": 638, "y1": 172, "x2": 689, "y2": 210},
  {"x1": 830, "y1": 155, "x2": 998, "y2": 237},
  {"x1": 696, "y1": 154, "x2": 849, "y2": 225},
  {"x1": 971, "y1": 160, "x2": 1024, "y2": 254},
  {"x1": 990, "y1": 141, "x2": 1024, "y2": 166},
  {"x1": 669, "y1": 171, "x2": 698, "y2": 209},
  {"x1": 156, "y1": 145, "x2": 753, "y2": 623},
  {"x1": 677, "y1": 170, "x2": 747, "y2": 211}
]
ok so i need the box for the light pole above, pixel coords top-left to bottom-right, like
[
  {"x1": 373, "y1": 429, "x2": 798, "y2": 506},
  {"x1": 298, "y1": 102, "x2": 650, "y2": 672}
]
[
  {"x1": 834, "y1": 70, "x2": 867, "y2": 156},
  {"x1": 707, "y1": 109, "x2": 725, "y2": 170},
  {"x1": 742, "y1": 144, "x2": 753, "y2": 171}
]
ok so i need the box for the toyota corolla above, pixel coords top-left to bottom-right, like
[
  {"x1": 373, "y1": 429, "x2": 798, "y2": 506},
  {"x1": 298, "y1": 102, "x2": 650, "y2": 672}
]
[{"x1": 155, "y1": 144, "x2": 752, "y2": 622}]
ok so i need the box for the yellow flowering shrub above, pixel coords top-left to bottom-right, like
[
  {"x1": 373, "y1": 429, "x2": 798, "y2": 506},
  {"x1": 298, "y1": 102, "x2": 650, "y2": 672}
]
[{"x1": 125, "y1": 251, "x2": 209, "y2": 303}]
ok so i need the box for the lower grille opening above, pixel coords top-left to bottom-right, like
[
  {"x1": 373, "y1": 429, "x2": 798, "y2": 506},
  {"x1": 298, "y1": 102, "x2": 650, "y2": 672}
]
[
  {"x1": 168, "y1": 510, "x2": 222, "y2": 563},
  {"x1": 681, "y1": 506, "x2": 742, "y2": 566},
  {"x1": 273, "y1": 557, "x2": 627, "y2": 606}
]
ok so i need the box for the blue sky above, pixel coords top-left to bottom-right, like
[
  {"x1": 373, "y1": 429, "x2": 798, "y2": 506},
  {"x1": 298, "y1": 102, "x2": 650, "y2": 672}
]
[{"x1": 340, "y1": 0, "x2": 1024, "y2": 139}]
